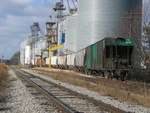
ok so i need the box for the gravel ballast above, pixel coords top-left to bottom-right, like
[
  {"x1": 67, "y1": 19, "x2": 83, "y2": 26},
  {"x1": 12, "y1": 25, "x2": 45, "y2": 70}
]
[
  {"x1": 0, "y1": 69, "x2": 61, "y2": 113},
  {"x1": 22, "y1": 69, "x2": 150, "y2": 113}
]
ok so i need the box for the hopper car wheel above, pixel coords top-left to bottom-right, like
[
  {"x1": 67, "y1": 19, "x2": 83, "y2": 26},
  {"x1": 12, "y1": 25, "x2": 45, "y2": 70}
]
[
  {"x1": 119, "y1": 75, "x2": 125, "y2": 81},
  {"x1": 119, "y1": 76, "x2": 124, "y2": 81},
  {"x1": 104, "y1": 72, "x2": 110, "y2": 79},
  {"x1": 119, "y1": 71, "x2": 129, "y2": 81},
  {"x1": 101, "y1": 72, "x2": 105, "y2": 77},
  {"x1": 124, "y1": 71, "x2": 129, "y2": 81}
]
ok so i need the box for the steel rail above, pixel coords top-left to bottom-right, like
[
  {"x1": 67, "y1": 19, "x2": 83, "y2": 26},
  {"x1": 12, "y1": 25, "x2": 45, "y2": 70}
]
[
  {"x1": 19, "y1": 69, "x2": 129, "y2": 113},
  {"x1": 14, "y1": 69, "x2": 74, "y2": 113}
]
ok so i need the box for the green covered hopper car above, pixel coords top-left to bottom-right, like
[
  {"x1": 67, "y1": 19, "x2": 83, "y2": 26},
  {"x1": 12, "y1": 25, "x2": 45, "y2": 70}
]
[{"x1": 85, "y1": 37, "x2": 134, "y2": 80}]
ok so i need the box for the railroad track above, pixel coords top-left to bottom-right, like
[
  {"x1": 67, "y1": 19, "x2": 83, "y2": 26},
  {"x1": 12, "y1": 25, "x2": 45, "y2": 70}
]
[
  {"x1": 13, "y1": 68, "x2": 127, "y2": 113},
  {"x1": 29, "y1": 68, "x2": 150, "y2": 93}
]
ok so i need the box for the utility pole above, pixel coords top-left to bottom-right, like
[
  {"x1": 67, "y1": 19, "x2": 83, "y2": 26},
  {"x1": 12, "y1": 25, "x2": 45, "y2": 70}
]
[
  {"x1": 34, "y1": 43, "x2": 35, "y2": 66},
  {"x1": 121, "y1": 13, "x2": 142, "y2": 38}
]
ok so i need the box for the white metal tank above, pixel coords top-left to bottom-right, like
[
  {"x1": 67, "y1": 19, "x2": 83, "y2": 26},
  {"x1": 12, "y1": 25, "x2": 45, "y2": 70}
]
[
  {"x1": 20, "y1": 36, "x2": 32, "y2": 65},
  {"x1": 65, "y1": 13, "x2": 78, "y2": 53},
  {"x1": 25, "y1": 45, "x2": 31, "y2": 64},
  {"x1": 58, "y1": 20, "x2": 66, "y2": 55},
  {"x1": 20, "y1": 40, "x2": 27, "y2": 65},
  {"x1": 76, "y1": 0, "x2": 142, "y2": 51}
]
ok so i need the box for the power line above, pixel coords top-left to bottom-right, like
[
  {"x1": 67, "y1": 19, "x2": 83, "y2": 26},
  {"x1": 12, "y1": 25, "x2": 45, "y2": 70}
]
[
  {"x1": 121, "y1": 13, "x2": 142, "y2": 38},
  {"x1": 67, "y1": 0, "x2": 71, "y2": 13}
]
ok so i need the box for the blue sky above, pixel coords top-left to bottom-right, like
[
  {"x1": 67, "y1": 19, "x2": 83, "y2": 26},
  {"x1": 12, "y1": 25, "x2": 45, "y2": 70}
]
[{"x1": 0, "y1": 0, "x2": 59, "y2": 59}]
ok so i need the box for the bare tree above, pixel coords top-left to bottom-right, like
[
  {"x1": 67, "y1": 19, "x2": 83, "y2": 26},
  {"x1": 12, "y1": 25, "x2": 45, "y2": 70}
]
[
  {"x1": 114, "y1": 1, "x2": 150, "y2": 68},
  {"x1": 142, "y1": 0, "x2": 150, "y2": 61},
  {"x1": 10, "y1": 51, "x2": 20, "y2": 65}
]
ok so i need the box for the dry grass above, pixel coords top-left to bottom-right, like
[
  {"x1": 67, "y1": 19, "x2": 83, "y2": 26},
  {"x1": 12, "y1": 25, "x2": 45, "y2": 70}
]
[
  {"x1": 0, "y1": 63, "x2": 9, "y2": 101},
  {"x1": 0, "y1": 63, "x2": 8, "y2": 81},
  {"x1": 12, "y1": 65, "x2": 28, "y2": 68},
  {"x1": 37, "y1": 70, "x2": 150, "y2": 108}
]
